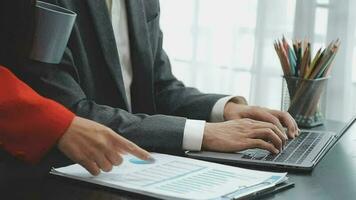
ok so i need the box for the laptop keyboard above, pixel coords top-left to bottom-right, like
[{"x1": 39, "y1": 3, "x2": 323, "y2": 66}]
[{"x1": 241, "y1": 131, "x2": 323, "y2": 164}]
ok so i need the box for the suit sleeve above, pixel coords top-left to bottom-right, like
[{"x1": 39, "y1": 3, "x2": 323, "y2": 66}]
[
  {"x1": 19, "y1": 51, "x2": 187, "y2": 154},
  {"x1": 0, "y1": 66, "x2": 75, "y2": 163}
]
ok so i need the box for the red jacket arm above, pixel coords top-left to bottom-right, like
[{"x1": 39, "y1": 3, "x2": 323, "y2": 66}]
[{"x1": 0, "y1": 66, "x2": 75, "y2": 163}]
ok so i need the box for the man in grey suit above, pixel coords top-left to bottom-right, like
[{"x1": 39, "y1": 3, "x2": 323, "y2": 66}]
[{"x1": 20, "y1": 0, "x2": 299, "y2": 166}]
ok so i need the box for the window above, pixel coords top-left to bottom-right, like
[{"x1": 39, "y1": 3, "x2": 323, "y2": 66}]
[{"x1": 160, "y1": 0, "x2": 356, "y2": 120}]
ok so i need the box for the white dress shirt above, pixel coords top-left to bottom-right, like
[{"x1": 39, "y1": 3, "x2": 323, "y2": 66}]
[{"x1": 105, "y1": 0, "x2": 236, "y2": 150}]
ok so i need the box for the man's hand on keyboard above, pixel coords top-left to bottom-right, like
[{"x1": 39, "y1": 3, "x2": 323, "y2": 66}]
[
  {"x1": 223, "y1": 103, "x2": 300, "y2": 139},
  {"x1": 202, "y1": 119, "x2": 287, "y2": 154}
]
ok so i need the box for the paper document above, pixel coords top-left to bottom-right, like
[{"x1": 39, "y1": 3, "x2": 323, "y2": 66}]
[{"x1": 51, "y1": 153, "x2": 287, "y2": 200}]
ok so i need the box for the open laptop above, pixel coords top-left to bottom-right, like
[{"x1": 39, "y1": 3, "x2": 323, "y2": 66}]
[{"x1": 186, "y1": 117, "x2": 355, "y2": 171}]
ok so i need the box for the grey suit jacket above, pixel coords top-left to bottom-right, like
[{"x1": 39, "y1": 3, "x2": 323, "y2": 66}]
[{"x1": 19, "y1": 0, "x2": 226, "y2": 153}]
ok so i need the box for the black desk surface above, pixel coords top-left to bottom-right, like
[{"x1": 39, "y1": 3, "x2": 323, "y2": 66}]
[{"x1": 1, "y1": 119, "x2": 356, "y2": 200}]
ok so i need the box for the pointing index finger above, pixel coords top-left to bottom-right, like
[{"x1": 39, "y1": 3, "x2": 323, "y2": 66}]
[{"x1": 111, "y1": 133, "x2": 151, "y2": 160}]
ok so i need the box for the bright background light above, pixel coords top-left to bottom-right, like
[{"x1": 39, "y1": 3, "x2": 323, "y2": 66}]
[{"x1": 160, "y1": 0, "x2": 356, "y2": 121}]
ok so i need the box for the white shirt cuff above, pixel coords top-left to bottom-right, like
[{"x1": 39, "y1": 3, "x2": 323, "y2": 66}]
[
  {"x1": 210, "y1": 96, "x2": 236, "y2": 122},
  {"x1": 182, "y1": 119, "x2": 206, "y2": 151}
]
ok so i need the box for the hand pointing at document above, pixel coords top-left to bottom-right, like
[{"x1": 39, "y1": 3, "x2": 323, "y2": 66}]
[{"x1": 58, "y1": 117, "x2": 151, "y2": 176}]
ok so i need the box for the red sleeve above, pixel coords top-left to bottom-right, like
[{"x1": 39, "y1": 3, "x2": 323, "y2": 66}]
[{"x1": 0, "y1": 66, "x2": 75, "y2": 163}]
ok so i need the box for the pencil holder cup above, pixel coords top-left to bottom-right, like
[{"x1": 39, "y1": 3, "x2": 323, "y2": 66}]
[{"x1": 281, "y1": 76, "x2": 329, "y2": 128}]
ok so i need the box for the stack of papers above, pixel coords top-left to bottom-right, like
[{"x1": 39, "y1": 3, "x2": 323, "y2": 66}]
[{"x1": 51, "y1": 153, "x2": 289, "y2": 200}]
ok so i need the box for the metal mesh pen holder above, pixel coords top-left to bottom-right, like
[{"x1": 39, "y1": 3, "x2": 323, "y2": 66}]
[{"x1": 281, "y1": 76, "x2": 329, "y2": 128}]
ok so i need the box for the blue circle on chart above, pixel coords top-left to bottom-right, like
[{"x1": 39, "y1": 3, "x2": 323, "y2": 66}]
[{"x1": 129, "y1": 158, "x2": 155, "y2": 164}]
